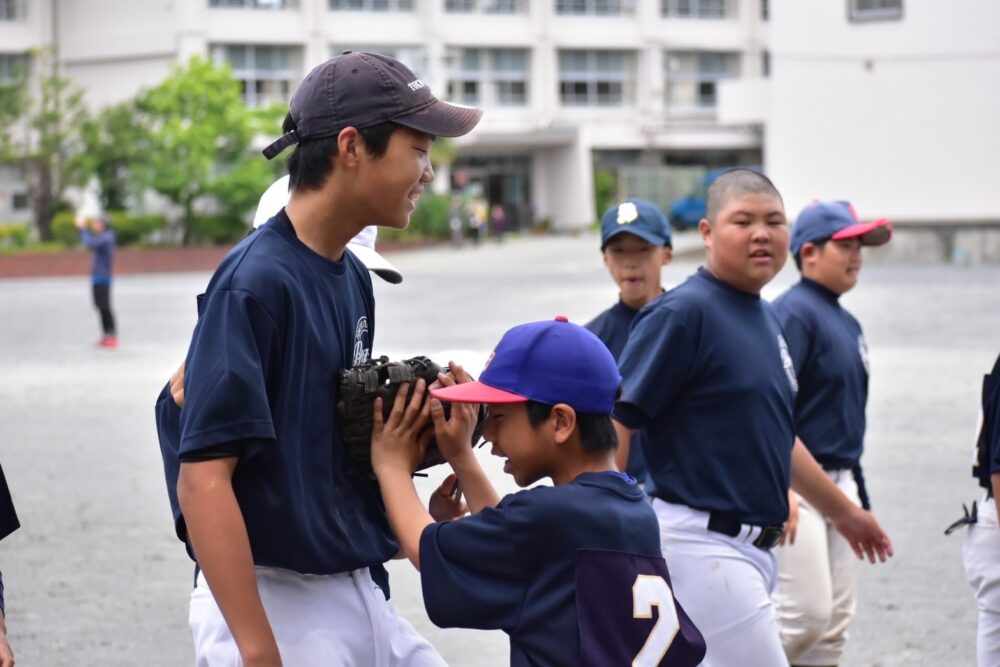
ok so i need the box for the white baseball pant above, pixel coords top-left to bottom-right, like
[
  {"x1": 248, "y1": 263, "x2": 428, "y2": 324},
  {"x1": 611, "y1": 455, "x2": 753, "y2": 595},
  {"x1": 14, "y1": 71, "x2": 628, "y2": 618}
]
[
  {"x1": 964, "y1": 493, "x2": 1000, "y2": 667},
  {"x1": 653, "y1": 499, "x2": 789, "y2": 667},
  {"x1": 773, "y1": 469, "x2": 861, "y2": 665},
  {"x1": 190, "y1": 566, "x2": 446, "y2": 667}
]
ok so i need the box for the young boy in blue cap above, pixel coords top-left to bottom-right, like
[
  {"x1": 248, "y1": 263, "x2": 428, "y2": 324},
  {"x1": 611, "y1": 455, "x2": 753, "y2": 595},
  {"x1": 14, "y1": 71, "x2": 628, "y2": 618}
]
[
  {"x1": 370, "y1": 317, "x2": 706, "y2": 667},
  {"x1": 585, "y1": 198, "x2": 673, "y2": 480},
  {"x1": 771, "y1": 200, "x2": 892, "y2": 666}
]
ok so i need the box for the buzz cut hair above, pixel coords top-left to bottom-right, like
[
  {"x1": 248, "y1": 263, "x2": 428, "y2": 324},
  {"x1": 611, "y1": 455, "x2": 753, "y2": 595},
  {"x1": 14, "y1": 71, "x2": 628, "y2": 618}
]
[{"x1": 705, "y1": 168, "x2": 783, "y2": 223}]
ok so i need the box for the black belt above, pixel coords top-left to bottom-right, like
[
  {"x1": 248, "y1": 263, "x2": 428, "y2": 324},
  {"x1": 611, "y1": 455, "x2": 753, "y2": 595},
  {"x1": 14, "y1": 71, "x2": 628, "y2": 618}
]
[{"x1": 706, "y1": 512, "x2": 785, "y2": 551}]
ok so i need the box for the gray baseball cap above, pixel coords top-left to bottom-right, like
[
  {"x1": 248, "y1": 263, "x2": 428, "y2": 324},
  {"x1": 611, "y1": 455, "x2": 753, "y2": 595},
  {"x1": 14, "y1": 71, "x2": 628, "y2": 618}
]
[{"x1": 263, "y1": 51, "x2": 483, "y2": 160}]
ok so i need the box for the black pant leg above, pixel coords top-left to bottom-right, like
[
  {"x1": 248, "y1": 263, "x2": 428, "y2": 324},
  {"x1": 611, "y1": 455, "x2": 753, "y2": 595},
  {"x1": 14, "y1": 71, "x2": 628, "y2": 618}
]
[{"x1": 92, "y1": 283, "x2": 116, "y2": 335}]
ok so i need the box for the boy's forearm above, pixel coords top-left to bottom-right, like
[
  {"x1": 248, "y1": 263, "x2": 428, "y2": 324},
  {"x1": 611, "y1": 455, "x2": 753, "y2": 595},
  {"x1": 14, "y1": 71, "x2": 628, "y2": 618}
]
[
  {"x1": 992, "y1": 473, "x2": 1000, "y2": 518},
  {"x1": 178, "y1": 460, "x2": 279, "y2": 663},
  {"x1": 447, "y1": 453, "x2": 500, "y2": 513},
  {"x1": 374, "y1": 467, "x2": 433, "y2": 570},
  {"x1": 789, "y1": 438, "x2": 851, "y2": 519}
]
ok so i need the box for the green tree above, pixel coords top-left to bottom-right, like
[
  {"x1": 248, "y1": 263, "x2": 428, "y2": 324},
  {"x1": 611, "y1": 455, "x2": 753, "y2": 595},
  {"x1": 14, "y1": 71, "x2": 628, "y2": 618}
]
[
  {"x1": 0, "y1": 48, "x2": 89, "y2": 241},
  {"x1": 594, "y1": 168, "x2": 617, "y2": 224},
  {"x1": 132, "y1": 57, "x2": 279, "y2": 244},
  {"x1": 77, "y1": 100, "x2": 147, "y2": 212}
]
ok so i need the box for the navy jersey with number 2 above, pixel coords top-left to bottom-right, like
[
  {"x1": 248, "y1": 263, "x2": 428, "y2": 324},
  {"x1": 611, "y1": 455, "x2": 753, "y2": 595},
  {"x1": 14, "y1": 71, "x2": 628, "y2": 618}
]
[{"x1": 419, "y1": 472, "x2": 705, "y2": 666}]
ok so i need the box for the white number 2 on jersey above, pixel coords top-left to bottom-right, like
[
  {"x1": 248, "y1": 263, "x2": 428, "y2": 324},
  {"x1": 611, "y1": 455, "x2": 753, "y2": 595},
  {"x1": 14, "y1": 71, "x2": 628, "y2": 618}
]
[{"x1": 632, "y1": 574, "x2": 681, "y2": 667}]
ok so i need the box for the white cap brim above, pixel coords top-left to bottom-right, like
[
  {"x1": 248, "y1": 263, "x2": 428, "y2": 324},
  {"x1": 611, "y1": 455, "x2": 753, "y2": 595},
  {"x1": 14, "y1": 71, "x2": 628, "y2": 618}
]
[{"x1": 253, "y1": 176, "x2": 403, "y2": 284}]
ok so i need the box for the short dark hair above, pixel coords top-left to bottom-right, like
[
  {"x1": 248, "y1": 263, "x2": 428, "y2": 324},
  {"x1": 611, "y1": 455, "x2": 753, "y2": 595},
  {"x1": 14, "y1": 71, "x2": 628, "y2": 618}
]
[
  {"x1": 283, "y1": 113, "x2": 400, "y2": 191},
  {"x1": 525, "y1": 401, "x2": 618, "y2": 453},
  {"x1": 706, "y1": 168, "x2": 783, "y2": 222},
  {"x1": 793, "y1": 238, "x2": 828, "y2": 271}
]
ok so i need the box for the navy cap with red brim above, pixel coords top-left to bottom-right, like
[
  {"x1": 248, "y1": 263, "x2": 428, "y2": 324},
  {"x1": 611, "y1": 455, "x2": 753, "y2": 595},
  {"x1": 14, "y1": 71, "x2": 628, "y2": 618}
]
[{"x1": 831, "y1": 218, "x2": 893, "y2": 246}]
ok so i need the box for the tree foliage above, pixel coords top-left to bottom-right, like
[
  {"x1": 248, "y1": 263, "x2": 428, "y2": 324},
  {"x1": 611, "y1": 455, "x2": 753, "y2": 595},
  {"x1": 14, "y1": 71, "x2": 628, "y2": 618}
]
[
  {"x1": 131, "y1": 57, "x2": 281, "y2": 244},
  {"x1": 0, "y1": 48, "x2": 89, "y2": 241}
]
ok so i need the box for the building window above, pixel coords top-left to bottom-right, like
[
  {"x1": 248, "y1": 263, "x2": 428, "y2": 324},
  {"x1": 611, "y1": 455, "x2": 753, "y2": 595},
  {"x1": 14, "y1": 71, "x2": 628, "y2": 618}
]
[
  {"x1": 447, "y1": 48, "x2": 529, "y2": 106},
  {"x1": 760, "y1": 0, "x2": 767, "y2": 20},
  {"x1": 664, "y1": 51, "x2": 739, "y2": 111},
  {"x1": 0, "y1": 0, "x2": 24, "y2": 21},
  {"x1": 761, "y1": 50, "x2": 770, "y2": 77},
  {"x1": 661, "y1": 0, "x2": 731, "y2": 18},
  {"x1": 556, "y1": 0, "x2": 633, "y2": 14},
  {"x1": 0, "y1": 53, "x2": 27, "y2": 84},
  {"x1": 848, "y1": 0, "x2": 902, "y2": 21},
  {"x1": 559, "y1": 50, "x2": 635, "y2": 107},
  {"x1": 11, "y1": 192, "x2": 28, "y2": 211},
  {"x1": 209, "y1": 0, "x2": 299, "y2": 8},
  {"x1": 332, "y1": 46, "x2": 427, "y2": 77},
  {"x1": 329, "y1": 0, "x2": 413, "y2": 10},
  {"x1": 446, "y1": 0, "x2": 525, "y2": 12},
  {"x1": 214, "y1": 45, "x2": 300, "y2": 108}
]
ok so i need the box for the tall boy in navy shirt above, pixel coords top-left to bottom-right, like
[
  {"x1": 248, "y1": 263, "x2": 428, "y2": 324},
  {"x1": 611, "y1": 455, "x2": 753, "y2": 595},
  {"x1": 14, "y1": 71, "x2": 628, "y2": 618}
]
[
  {"x1": 771, "y1": 200, "x2": 892, "y2": 666},
  {"x1": 175, "y1": 52, "x2": 481, "y2": 667},
  {"x1": 370, "y1": 318, "x2": 706, "y2": 667},
  {"x1": 586, "y1": 198, "x2": 672, "y2": 482},
  {"x1": 613, "y1": 170, "x2": 893, "y2": 667}
]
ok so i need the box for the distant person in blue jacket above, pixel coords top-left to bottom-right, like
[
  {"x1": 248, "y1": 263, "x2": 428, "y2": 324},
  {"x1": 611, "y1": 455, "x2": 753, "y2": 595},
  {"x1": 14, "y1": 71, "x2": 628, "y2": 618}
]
[{"x1": 75, "y1": 214, "x2": 117, "y2": 348}]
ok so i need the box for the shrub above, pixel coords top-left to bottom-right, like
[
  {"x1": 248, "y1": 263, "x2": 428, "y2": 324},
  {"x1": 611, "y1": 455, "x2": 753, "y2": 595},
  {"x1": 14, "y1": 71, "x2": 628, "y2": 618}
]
[
  {"x1": 0, "y1": 224, "x2": 30, "y2": 248},
  {"x1": 50, "y1": 210, "x2": 168, "y2": 247},
  {"x1": 188, "y1": 214, "x2": 248, "y2": 245}
]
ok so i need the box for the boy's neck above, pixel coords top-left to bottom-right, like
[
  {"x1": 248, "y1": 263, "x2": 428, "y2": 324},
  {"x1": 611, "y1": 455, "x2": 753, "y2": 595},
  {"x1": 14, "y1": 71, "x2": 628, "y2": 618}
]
[
  {"x1": 620, "y1": 287, "x2": 664, "y2": 311},
  {"x1": 550, "y1": 452, "x2": 617, "y2": 486},
  {"x1": 285, "y1": 184, "x2": 366, "y2": 262}
]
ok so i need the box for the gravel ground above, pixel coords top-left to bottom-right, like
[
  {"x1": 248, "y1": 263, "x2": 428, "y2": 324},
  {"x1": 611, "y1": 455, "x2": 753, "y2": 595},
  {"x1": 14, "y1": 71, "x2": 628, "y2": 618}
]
[{"x1": 0, "y1": 231, "x2": 993, "y2": 666}]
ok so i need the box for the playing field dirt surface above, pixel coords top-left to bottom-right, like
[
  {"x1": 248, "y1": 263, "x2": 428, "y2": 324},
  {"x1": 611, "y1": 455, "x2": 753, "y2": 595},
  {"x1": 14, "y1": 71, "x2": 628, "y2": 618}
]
[{"x1": 0, "y1": 232, "x2": 994, "y2": 666}]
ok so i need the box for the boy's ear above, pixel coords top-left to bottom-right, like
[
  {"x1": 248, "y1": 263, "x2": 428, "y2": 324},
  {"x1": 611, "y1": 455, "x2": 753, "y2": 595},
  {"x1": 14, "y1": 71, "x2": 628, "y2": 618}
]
[
  {"x1": 550, "y1": 404, "x2": 577, "y2": 445},
  {"x1": 662, "y1": 246, "x2": 673, "y2": 265},
  {"x1": 336, "y1": 127, "x2": 362, "y2": 168}
]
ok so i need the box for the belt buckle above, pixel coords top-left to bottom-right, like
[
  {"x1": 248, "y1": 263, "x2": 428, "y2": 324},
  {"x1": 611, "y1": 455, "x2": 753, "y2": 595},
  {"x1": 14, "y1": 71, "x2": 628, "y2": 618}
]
[{"x1": 753, "y1": 526, "x2": 784, "y2": 550}]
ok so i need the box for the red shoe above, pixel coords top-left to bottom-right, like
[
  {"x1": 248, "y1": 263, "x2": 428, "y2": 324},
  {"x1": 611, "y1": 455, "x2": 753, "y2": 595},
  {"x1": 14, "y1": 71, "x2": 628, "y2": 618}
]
[{"x1": 98, "y1": 335, "x2": 118, "y2": 349}]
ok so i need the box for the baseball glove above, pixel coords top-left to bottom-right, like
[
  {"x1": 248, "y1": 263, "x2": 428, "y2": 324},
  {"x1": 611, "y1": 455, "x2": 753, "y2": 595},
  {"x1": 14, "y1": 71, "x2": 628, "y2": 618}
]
[{"x1": 337, "y1": 355, "x2": 487, "y2": 479}]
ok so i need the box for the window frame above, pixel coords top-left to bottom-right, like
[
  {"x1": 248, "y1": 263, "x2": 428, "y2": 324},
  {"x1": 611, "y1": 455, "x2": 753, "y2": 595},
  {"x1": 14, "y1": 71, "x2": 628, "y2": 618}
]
[
  {"x1": 558, "y1": 49, "x2": 635, "y2": 107},
  {"x1": 215, "y1": 44, "x2": 300, "y2": 108},
  {"x1": 660, "y1": 0, "x2": 732, "y2": 19},
  {"x1": 328, "y1": 0, "x2": 414, "y2": 11},
  {"x1": 208, "y1": 0, "x2": 300, "y2": 8},
  {"x1": 663, "y1": 50, "x2": 740, "y2": 113},
  {"x1": 447, "y1": 47, "x2": 530, "y2": 107},
  {"x1": 847, "y1": 0, "x2": 903, "y2": 22}
]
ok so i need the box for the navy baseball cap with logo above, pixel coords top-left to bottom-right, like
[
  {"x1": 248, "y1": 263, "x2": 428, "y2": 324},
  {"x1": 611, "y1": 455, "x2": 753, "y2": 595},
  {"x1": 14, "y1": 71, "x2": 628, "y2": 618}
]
[
  {"x1": 430, "y1": 317, "x2": 621, "y2": 415},
  {"x1": 263, "y1": 51, "x2": 483, "y2": 159},
  {"x1": 790, "y1": 200, "x2": 893, "y2": 256},
  {"x1": 600, "y1": 198, "x2": 672, "y2": 250}
]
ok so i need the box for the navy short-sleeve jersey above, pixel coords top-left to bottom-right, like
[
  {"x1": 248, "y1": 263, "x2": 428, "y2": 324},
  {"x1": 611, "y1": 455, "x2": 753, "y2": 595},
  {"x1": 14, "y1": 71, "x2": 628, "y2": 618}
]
[
  {"x1": 419, "y1": 472, "x2": 704, "y2": 666},
  {"x1": 0, "y1": 462, "x2": 19, "y2": 613},
  {"x1": 974, "y1": 352, "x2": 1000, "y2": 490},
  {"x1": 177, "y1": 211, "x2": 397, "y2": 575},
  {"x1": 772, "y1": 278, "x2": 869, "y2": 468},
  {"x1": 585, "y1": 301, "x2": 649, "y2": 481},
  {"x1": 615, "y1": 268, "x2": 797, "y2": 526}
]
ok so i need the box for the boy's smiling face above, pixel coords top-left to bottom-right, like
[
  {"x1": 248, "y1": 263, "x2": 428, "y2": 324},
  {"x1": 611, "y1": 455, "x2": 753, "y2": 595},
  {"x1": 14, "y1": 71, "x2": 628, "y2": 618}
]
[
  {"x1": 482, "y1": 403, "x2": 554, "y2": 488},
  {"x1": 603, "y1": 233, "x2": 672, "y2": 310},
  {"x1": 356, "y1": 126, "x2": 436, "y2": 231}
]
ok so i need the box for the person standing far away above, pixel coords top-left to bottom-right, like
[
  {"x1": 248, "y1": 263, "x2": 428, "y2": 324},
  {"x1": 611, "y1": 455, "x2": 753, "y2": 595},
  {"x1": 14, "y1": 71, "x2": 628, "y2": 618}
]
[
  {"x1": 612, "y1": 169, "x2": 894, "y2": 667},
  {"x1": 585, "y1": 198, "x2": 672, "y2": 487},
  {"x1": 75, "y1": 213, "x2": 117, "y2": 348},
  {"x1": 770, "y1": 200, "x2": 893, "y2": 666}
]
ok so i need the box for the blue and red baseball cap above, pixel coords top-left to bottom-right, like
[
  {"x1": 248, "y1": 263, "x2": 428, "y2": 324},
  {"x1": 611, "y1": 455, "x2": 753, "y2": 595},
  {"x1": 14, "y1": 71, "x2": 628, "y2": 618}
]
[
  {"x1": 790, "y1": 200, "x2": 893, "y2": 256},
  {"x1": 430, "y1": 317, "x2": 621, "y2": 415},
  {"x1": 600, "y1": 198, "x2": 672, "y2": 250}
]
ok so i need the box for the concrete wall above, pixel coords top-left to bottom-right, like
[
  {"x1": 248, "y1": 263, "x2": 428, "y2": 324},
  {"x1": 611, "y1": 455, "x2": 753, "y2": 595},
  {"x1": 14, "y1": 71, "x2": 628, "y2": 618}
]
[{"x1": 765, "y1": 0, "x2": 1000, "y2": 224}]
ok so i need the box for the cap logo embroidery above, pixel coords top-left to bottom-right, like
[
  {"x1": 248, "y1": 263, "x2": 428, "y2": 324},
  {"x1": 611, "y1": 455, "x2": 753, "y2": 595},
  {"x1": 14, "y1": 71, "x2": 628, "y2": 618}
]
[
  {"x1": 407, "y1": 79, "x2": 427, "y2": 91},
  {"x1": 617, "y1": 202, "x2": 638, "y2": 225}
]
